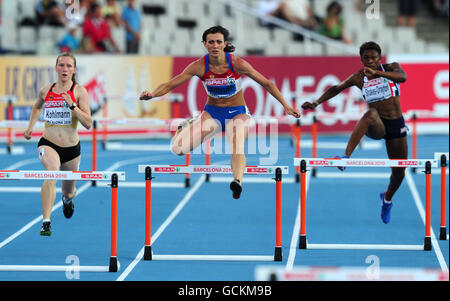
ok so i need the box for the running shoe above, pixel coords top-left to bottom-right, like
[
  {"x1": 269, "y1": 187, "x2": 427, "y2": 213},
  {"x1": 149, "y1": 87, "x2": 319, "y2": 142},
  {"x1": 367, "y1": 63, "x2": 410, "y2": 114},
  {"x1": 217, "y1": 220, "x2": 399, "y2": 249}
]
[
  {"x1": 40, "y1": 221, "x2": 52, "y2": 236},
  {"x1": 63, "y1": 197, "x2": 74, "y2": 219},
  {"x1": 333, "y1": 155, "x2": 348, "y2": 171},
  {"x1": 380, "y1": 192, "x2": 393, "y2": 224},
  {"x1": 230, "y1": 179, "x2": 242, "y2": 199}
]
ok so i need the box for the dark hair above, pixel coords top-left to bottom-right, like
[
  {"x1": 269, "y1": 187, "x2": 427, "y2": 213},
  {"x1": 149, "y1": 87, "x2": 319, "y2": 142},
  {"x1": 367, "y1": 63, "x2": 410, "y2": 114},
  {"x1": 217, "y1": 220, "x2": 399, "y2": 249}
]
[
  {"x1": 56, "y1": 52, "x2": 77, "y2": 84},
  {"x1": 326, "y1": 1, "x2": 342, "y2": 15},
  {"x1": 202, "y1": 25, "x2": 235, "y2": 52},
  {"x1": 90, "y1": 2, "x2": 100, "y2": 13},
  {"x1": 359, "y1": 41, "x2": 382, "y2": 57}
]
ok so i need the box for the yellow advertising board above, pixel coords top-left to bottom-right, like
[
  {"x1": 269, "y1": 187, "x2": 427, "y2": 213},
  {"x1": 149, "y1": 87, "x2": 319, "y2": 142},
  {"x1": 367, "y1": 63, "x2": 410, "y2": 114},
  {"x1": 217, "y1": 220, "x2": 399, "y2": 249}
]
[{"x1": 0, "y1": 55, "x2": 173, "y2": 121}]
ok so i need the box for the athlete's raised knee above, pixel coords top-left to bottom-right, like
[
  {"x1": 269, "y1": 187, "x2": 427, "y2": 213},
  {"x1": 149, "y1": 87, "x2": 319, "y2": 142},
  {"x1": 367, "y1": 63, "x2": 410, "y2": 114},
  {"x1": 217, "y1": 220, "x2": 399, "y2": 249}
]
[{"x1": 362, "y1": 108, "x2": 379, "y2": 123}]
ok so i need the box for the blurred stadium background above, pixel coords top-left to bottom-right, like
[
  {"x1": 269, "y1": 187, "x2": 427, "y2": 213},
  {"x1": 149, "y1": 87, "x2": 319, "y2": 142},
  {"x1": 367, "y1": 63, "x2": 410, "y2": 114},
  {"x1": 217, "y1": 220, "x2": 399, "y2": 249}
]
[{"x1": 0, "y1": 0, "x2": 449, "y2": 56}]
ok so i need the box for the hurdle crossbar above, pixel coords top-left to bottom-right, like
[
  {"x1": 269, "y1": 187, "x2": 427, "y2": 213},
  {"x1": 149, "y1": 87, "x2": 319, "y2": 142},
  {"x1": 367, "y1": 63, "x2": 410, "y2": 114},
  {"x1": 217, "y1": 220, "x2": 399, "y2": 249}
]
[
  {"x1": 0, "y1": 170, "x2": 125, "y2": 181},
  {"x1": 0, "y1": 265, "x2": 111, "y2": 272},
  {"x1": 294, "y1": 158, "x2": 435, "y2": 251},
  {"x1": 138, "y1": 164, "x2": 289, "y2": 175},
  {"x1": 294, "y1": 158, "x2": 438, "y2": 168},
  {"x1": 0, "y1": 170, "x2": 125, "y2": 272},
  {"x1": 151, "y1": 255, "x2": 274, "y2": 261},
  {"x1": 138, "y1": 165, "x2": 286, "y2": 262}
]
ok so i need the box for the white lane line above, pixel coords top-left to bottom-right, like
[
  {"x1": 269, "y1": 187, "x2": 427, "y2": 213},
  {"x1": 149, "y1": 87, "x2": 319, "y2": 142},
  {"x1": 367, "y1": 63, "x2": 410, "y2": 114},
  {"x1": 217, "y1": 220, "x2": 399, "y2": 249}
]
[
  {"x1": 116, "y1": 175, "x2": 206, "y2": 281},
  {"x1": 116, "y1": 159, "x2": 229, "y2": 281},
  {"x1": 405, "y1": 169, "x2": 449, "y2": 273},
  {"x1": 4, "y1": 158, "x2": 39, "y2": 170},
  {"x1": 286, "y1": 170, "x2": 311, "y2": 270},
  {"x1": 0, "y1": 155, "x2": 168, "y2": 250},
  {"x1": 0, "y1": 182, "x2": 90, "y2": 249}
]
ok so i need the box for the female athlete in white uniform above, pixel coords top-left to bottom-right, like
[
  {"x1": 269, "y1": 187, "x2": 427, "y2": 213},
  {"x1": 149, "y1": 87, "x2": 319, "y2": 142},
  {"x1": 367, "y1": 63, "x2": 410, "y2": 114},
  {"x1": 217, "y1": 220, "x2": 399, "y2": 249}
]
[
  {"x1": 140, "y1": 26, "x2": 300, "y2": 199},
  {"x1": 302, "y1": 41, "x2": 408, "y2": 224}
]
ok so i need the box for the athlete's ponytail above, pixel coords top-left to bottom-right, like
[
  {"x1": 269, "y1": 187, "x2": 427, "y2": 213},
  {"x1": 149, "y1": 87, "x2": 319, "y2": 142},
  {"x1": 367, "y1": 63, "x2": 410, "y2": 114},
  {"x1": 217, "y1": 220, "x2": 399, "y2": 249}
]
[
  {"x1": 202, "y1": 25, "x2": 235, "y2": 52},
  {"x1": 56, "y1": 52, "x2": 77, "y2": 84}
]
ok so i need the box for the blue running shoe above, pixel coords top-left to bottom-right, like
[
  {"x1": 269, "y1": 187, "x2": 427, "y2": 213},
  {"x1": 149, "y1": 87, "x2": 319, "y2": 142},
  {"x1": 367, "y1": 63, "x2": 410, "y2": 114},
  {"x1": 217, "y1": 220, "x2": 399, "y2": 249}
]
[
  {"x1": 333, "y1": 155, "x2": 348, "y2": 171},
  {"x1": 380, "y1": 192, "x2": 393, "y2": 224}
]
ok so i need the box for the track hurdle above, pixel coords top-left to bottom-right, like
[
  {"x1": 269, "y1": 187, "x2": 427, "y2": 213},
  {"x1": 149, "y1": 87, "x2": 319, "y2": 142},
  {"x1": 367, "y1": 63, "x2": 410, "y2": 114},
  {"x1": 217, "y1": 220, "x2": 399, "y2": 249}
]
[
  {"x1": 294, "y1": 157, "x2": 438, "y2": 251},
  {"x1": 93, "y1": 117, "x2": 193, "y2": 186},
  {"x1": 137, "y1": 164, "x2": 288, "y2": 262},
  {"x1": 435, "y1": 152, "x2": 449, "y2": 240},
  {"x1": 0, "y1": 170, "x2": 125, "y2": 272}
]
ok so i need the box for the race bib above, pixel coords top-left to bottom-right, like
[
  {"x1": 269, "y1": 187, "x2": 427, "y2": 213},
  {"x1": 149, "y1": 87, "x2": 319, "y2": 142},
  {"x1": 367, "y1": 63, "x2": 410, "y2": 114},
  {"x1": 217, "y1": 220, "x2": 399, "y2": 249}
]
[{"x1": 44, "y1": 100, "x2": 73, "y2": 125}]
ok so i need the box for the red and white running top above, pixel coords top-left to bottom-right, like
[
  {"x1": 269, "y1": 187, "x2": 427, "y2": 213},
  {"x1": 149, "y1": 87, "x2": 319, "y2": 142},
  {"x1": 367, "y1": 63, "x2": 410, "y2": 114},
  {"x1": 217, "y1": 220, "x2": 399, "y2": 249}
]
[
  {"x1": 43, "y1": 82, "x2": 77, "y2": 128},
  {"x1": 361, "y1": 64, "x2": 400, "y2": 103}
]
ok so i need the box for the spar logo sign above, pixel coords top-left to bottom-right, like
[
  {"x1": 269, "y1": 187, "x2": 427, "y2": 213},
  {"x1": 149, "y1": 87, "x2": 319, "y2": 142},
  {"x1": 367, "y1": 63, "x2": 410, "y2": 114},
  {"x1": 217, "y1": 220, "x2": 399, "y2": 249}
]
[
  {"x1": 81, "y1": 173, "x2": 104, "y2": 180},
  {"x1": 247, "y1": 167, "x2": 270, "y2": 174},
  {"x1": 154, "y1": 167, "x2": 176, "y2": 173},
  {"x1": 309, "y1": 160, "x2": 331, "y2": 166},
  {"x1": 0, "y1": 173, "x2": 8, "y2": 178},
  {"x1": 398, "y1": 160, "x2": 420, "y2": 167}
]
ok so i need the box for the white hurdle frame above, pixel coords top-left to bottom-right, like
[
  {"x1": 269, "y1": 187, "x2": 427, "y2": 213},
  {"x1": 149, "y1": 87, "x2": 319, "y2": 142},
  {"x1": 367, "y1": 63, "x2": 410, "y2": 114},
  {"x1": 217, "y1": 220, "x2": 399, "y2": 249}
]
[
  {"x1": 293, "y1": 158, "x2": 438, "y2": 251},
  {"x1": 137, "y1": 164, "x2": 289, "y2": 262},
  {"x1": 0, "y1": 170, "x2": 125, "y2": 272}
]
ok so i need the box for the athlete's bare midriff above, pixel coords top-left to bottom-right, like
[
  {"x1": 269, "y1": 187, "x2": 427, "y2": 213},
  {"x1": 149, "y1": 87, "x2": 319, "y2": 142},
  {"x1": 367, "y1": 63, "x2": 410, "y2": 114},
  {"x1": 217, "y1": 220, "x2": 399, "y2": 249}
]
[
  {"x1": 368, "y1": 96, "x2": 403, "y2": 120},
  {"x1": 43, "y1": 126, "x2": 79, "y2": 147}
]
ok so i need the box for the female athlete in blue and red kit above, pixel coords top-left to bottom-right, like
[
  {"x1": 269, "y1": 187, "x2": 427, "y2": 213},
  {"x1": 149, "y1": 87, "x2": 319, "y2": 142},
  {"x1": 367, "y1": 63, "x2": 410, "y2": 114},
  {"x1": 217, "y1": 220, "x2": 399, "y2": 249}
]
[{"x1": 140, "y1": 26, "x2": 300, "y2": 199}]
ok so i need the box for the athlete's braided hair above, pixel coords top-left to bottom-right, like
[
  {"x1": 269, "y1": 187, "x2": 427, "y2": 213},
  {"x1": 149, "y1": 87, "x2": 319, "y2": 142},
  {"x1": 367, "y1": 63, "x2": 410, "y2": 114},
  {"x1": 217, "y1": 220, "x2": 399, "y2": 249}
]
[{"x1": 202, "y1": 25, "x2": 235, "y2": 52}]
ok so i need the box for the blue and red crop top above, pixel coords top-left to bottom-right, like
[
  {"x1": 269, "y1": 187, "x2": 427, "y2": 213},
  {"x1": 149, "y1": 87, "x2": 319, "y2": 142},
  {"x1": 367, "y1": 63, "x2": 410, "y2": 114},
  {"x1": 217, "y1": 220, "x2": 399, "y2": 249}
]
[{"x1": 201, "y1": 52, "x2": 242, "y2": 99}]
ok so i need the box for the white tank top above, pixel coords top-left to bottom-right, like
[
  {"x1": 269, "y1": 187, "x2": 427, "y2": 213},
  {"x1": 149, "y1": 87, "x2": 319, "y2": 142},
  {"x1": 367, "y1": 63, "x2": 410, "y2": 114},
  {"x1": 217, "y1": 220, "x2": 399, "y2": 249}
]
[{"x1": 361, "y1": 65, "x2": 400, "y2": 103}]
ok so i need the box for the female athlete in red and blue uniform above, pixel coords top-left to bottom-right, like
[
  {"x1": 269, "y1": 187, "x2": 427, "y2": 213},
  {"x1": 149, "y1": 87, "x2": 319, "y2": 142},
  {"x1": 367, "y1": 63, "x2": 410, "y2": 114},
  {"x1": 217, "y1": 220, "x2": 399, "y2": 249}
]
[
  {"x1": 140, "y1": 26, "x2": 300, "y2": 199},
  {"x1": 302, "y1": 41, "x2": 408, "y2": 224}
]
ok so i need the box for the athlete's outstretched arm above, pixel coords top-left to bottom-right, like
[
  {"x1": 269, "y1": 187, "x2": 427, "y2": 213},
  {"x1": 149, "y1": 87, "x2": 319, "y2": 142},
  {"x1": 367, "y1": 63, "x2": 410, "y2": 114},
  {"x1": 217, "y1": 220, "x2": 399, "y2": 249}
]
[
  {"x1": 233, "y1": 56, "x2": 300, "y2": 118},
  {"x1": 302, "y1": 72, "x2": 360, "y2": 110},
  {"x1": 140, "y1": 60, "x2": 203, "y2": 100}
]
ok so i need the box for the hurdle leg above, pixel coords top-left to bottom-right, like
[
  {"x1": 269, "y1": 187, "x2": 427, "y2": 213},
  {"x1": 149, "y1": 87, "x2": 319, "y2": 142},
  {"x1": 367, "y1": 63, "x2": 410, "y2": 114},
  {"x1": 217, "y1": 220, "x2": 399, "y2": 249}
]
[
  {"x1": 144, "y1": 166, "x2": 153, "y2": 260},
  {"x1": 7, "y1": 99, "x2": 13, "y2": 154},
  {"x1": 274, "y1": 168, "x2": 282, "y2": 261},
  {"x1": 92, "y1": 120, "x2": 98, "y2": 187},
  {"x1": 411, "y1": 113, "x2": 417, "y2": 173},
  {"x1": 185, "y1": 153, "x2": 191, "y2": 187},
  {"x1": 109, "y1": 173, "x2": 119, "y2": 272},
  {"x1": 295, "y1": 120, "x2": 301, "y2": 183},
  {"x1": 299, "y1": 160, "x2": 307, "y2": 249},
  {"x1": 440, "y1": 155, "x2": 447, "y2": 240},
  {"x1": 424, "y1": 162, "x2": 432, "y2": 251},
  {"x1": 102, "y1": 96, "x2": 108, "y2": 150},
  {"x1": 311, "y1": 116, "x2": 317, "y2": 177},
  {"x1": 205, "y1": 139, "x2": 211, "y2": 182}
]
